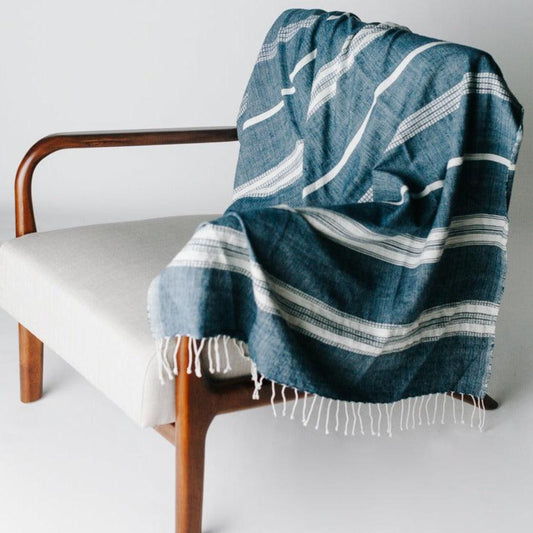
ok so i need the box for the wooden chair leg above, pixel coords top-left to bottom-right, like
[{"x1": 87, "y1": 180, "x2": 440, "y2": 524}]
[
  {"x1": 175, "y1": 338, "x2": 216, "y2": 533},
  {"x1": 18, "y1": 324, "x2": 43, "y2": 403},
  {"x1": 175, "y1": 409, "x2": 210, "y2": 533},
  {"x1": 169, "y1": 334, "x2": 499, "y2": 533}
]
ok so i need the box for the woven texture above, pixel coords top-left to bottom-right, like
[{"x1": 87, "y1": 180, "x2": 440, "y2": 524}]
[{"x1": 148, "y1": 9, "x2": 523, "y2": 404}]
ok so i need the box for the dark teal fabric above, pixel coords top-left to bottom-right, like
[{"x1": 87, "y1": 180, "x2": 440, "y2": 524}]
[{"x1": 148, "y1": 9, "x2": 523, "y2": 403}]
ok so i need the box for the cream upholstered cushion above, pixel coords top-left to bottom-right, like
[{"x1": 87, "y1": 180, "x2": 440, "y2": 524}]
[{"x1": 0, "y1": 216, "x2": 251, "y2": 428}]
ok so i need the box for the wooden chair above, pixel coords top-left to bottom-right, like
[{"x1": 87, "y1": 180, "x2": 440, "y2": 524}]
[{"x1": 9, "y1": 127, "x2": 498, "y2": 533}]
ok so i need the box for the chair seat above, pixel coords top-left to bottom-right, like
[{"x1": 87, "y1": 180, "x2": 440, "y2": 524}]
[{"x1": 0, "y1": 215, "x2": 251, "y2": 427}]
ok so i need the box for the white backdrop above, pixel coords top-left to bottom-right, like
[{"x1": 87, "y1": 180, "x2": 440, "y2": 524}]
[
  {"x1": 0, "y1": 0, "x2": 531, "y2": 233},
  {"x1": 1, "y1": 3, "x2": 532, "y2": 533}
]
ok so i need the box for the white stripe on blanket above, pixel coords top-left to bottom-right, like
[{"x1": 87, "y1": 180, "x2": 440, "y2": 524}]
[
  {"x1": 243, "y1": 49, "x2": 317, "y2": 131},
  {"x1": 243, "y1": 100, "x2": 285, "y2": 130},
  {"x1": 172, "y1": 225, "x2": 498, "y2": 355},
  {"x1": 278, "y1": 207, "x2": 508, "y2": 267},
  {"x1": 307, "y1": 24, "x2": 393, "y2": 118},
  {"x1": 447, "y1": 152, "x2": 516, "y2": 171},
  {"x1": 384, "y1": 153, "x2": 517, "y2": 205},
  {"x1": 302, "y1": 41, "x2": 449, "y2": 198},
  {"x1": 386, "y1": 73, "x2": 512, "y2": 151},
  {"x1": 233, "y1": 140, "x2": 304, "y2": 199}
]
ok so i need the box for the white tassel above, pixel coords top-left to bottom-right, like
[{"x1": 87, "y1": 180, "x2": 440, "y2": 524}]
[
  {"x1": 187, "y1": 337, "x2": 194, "y2": 374},
  {"x1": 344, "y1": 402, "x2": 349, "y2": 436},
  {"x1": 193, "y1": 338, "x2": 205, "y2": 377},
  {"x1": 222, "y1": 336, "x2": 232, "y2": 373},
  {"x1": 480, "y1": 397, "x2": 486, "y2": 431},
  {"x1": 233, "y1": 338, "x2": 245, "y2": 358},
  {"x1": 432, "y1": 394, "x2": 439, "y2": 424},
  {"x1": 368, "y1": 404, "x2": 375, "y2": 436},
  {"x1": 304, "y1": 394, "x2": 317, "y2": 427},
  {"x1": 170, "y1": 338, "x2": 490, "y2": 438},
  {"x1": 207, "y1": 337, "x2": 215, "y2": 373},
  {"x1": 250, "y1": 361, "x2": 260, "y2": 400},
  {"x1": 214, "y1": 336, "x2": 221, "y2": 373},
  {"x1": 470, "y1": 395, "x2": 477, "y2": 428},
  {"x1": 161, "y1": 337, "x2": 170, "y2": 377},
  {"x1": 302, "y1": 392, "x2": 308, "y2": 423},
  {"x1": 271, "y1": 382, "x2": 277, "y2": 417},
  {"x1": 315, "y1": 397, "x2": 325, "y2": 431},
  {"x1": 388, "y1": 402, "x2": 396, "y2": 438},
  {"x1": 411, "y1": 397, "x2": 418, "y2": 429},
  {"x1": 172, "y1": 335, "x2": 181, "y2": 375},
  {"x1": 157, "y1": 338, "x2": 165, "y2": 384},
  {"x1": 160, "y1": 337, "x2": 175, "y2": 381},
  {"x1": 351, "y1": 403, "x2": 357, "y2": 436},
  {"x1": 325, "y1": 399, "x2": 333, "y2": 435},
  {"x1": 257, "y1": 375, "x2": 264, "y2": 394},
  {"x1": 452, "y1": 393, "x2": 457, "y2": 424},
  {"x1": 290, "y1": 388, "x2": 299, "y2": 420},
  {"x1": 254, "y1": 384, "x2": 487, "y2": 438}
]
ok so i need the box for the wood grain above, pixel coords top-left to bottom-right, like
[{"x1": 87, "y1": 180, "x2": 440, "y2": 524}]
[
  {"x1": 14, "y1": 127, "x2": 238, "y2": 237},
  {"x1": 18, "y1": 324, "x2": 43, "y2": 402}
]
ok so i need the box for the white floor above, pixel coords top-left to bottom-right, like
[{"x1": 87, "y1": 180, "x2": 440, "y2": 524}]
[{"x1": 0, "y1": 213, "x2": 532, "y2": 533}]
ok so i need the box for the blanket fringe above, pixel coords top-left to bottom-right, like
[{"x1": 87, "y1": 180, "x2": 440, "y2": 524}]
[{"x1": 156, "y1": 335, "x2": 487, "y2": 436}]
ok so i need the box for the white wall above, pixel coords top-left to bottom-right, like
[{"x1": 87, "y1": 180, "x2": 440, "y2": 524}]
[
  {"x1": 1, "y1": 4, "x2": 532, "y2": 533},
  {"x1": 0, "y1": 0, "x2": 531, "y2": 234}
]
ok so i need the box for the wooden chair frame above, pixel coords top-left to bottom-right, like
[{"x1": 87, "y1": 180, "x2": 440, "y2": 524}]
[{"x1": 14, "y1": 127, "x2": 498, "y2": 533}]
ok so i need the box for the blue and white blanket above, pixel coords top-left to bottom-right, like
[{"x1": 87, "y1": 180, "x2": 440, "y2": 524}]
[{"x1": 148, "y1": 9, "x2": 523, "y2": 427}]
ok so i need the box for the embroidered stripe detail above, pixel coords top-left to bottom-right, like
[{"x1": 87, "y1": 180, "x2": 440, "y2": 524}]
[
  {"x1": 307, "y1": 24, "x2": 393, "y2": 118},
  {"x1": 233, "y1": 140, "x2": 304, "y2": 200},
  {"x1": 172, "y1": 225, "x2": 498, "y2": 356},
  {"x1": 386, "y1": 73, "x2": 512, "y2": 151},
  {"x1": 257, "y1": 14, "x2": 320, "y2": 63},
  {"x1": 237, "y1": 92, "x2": 249, "y2": 119},
  {"x1": 279, "y1": 207, "x2": 508, "y2": 267},
  {"x1": 358, "y1": 186, "x2": 374, "y2": 203},
  {"x1": 302, "y1": 41, "x2": 448, "y2": 198}
]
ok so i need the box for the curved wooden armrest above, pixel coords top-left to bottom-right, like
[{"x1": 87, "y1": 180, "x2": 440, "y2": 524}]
[{"x1": 15, "y1": 126, "x2": 238, "y2": 237}]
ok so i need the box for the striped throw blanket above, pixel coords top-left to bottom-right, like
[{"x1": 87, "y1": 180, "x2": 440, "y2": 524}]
[{"x1": 148, "y1": 9, "x2": 523, "y2": 431}]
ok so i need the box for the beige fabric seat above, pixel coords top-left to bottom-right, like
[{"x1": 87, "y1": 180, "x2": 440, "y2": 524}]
[{"x1": 0, "y1": 215, "x2": 251, "y2": 427}]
